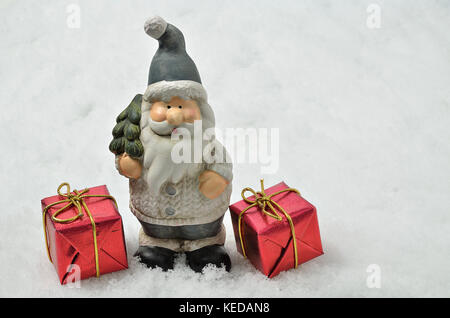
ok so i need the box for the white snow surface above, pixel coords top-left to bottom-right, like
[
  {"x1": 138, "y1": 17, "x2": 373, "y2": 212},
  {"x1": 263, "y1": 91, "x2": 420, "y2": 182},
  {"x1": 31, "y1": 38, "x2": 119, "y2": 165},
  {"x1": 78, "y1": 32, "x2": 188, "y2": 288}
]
[{"x1": 1, "y1": 0, "x2": 449, "y2": 297}]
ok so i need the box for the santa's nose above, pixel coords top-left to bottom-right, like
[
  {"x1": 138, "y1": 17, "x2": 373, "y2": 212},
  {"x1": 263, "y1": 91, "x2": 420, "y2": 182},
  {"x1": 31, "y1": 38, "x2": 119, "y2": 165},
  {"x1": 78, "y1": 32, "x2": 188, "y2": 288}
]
[{"x1": 167, "y1": 108, "x2": 184, "y2": 126}]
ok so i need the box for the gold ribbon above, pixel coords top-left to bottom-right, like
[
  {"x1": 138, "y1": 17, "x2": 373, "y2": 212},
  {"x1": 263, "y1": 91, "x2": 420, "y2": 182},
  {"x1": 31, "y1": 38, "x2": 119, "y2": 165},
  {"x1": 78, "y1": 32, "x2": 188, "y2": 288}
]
[
  {"x1": 238, "y1": 180, "x2": 301, "y2": 268},
  {"x1": 42, "y1": 183, "x2": 118, "y2": 278}
]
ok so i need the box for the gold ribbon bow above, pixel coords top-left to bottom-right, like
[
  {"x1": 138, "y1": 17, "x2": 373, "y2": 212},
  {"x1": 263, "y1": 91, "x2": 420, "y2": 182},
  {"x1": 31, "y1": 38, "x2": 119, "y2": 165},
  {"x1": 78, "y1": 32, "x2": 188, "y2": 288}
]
[
  {"x1": 42, "y1": 183, "x2": 118, "y2": 278},
  {"x1": 238, "y1": 180, "x2": 301, "y2": 268}
]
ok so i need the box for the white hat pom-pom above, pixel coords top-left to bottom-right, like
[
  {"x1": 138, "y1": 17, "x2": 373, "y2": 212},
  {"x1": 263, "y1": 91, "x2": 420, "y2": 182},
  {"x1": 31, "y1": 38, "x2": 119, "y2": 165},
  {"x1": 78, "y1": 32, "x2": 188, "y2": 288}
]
[{"x1": 144, "y1": 16, "x2": 168, "y2": 40}]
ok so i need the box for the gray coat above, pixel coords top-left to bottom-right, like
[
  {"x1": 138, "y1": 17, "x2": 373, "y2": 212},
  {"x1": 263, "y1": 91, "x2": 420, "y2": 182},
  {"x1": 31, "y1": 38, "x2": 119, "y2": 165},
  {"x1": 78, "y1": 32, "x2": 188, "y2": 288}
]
[{"x1": 128, "y1": 162, "x2": 232, "y2": 226}]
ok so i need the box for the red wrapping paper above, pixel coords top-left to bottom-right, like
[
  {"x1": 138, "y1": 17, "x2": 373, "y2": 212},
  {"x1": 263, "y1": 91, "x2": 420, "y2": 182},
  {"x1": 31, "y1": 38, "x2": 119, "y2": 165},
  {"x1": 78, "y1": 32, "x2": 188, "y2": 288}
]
[
  {"x1": 41, "y1": 185, "x2": 128, "y2": 284},
  {"x1": 229, "y1": 182, "x2": 323, "y2": 278}
]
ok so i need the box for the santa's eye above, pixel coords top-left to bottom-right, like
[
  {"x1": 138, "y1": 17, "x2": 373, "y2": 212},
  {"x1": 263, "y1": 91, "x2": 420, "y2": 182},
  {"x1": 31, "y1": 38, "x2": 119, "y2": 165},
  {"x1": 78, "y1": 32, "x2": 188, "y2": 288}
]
[
  {"x1": 167, "y1": 105, "x2": 172, "y2": 109},
  {"x1": 178, "y1": 105, "x2": 182, "y2": 109}
]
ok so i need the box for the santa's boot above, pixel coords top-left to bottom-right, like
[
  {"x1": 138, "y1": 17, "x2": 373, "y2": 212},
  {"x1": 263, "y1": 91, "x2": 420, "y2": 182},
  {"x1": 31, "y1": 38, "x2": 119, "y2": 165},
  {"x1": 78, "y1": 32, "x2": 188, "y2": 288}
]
[
  {"x1": 134, "y1": 246, "x2": 177, "y2": 271},
  {"x1": 186, "y1": 244, "x2": 231, "y2": 273},
  {"x1": 135, "y1": 228, "x2": 178, "y2": 271},
  {"x1": 181, "y1": 223, "x2": 231, "y2": 273}
]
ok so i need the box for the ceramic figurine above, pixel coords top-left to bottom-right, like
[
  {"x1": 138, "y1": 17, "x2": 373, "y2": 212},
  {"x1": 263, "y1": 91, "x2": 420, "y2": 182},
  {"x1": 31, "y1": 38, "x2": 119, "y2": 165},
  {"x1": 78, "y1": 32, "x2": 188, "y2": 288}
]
[{"x1": 109, "y1": 16, "x2": 233, "y2": 272}]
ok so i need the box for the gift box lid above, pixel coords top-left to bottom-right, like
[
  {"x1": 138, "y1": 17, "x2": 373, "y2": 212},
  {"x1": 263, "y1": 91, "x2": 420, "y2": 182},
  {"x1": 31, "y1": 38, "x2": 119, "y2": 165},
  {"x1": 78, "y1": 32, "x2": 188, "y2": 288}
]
[
  {"x1": 230, "y1": 182, "x2": 316, "y2": 236},
  {"x1": 41, "y1": 185, "x2": 120, "y2": 232}
]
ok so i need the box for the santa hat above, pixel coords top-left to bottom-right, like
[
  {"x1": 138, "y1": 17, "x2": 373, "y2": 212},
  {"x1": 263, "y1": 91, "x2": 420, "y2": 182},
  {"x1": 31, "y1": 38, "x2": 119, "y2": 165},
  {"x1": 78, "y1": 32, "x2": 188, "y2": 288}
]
[{"x1": 143, "y1": 16, "x2": 208, "y2": 105}]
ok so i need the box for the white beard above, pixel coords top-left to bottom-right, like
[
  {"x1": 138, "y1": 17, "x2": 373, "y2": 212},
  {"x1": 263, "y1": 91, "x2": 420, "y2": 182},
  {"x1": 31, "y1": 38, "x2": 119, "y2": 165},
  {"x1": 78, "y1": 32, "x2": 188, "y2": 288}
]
[{"x1": 140, "y1": 115, "x2": 204, "y2": 196}]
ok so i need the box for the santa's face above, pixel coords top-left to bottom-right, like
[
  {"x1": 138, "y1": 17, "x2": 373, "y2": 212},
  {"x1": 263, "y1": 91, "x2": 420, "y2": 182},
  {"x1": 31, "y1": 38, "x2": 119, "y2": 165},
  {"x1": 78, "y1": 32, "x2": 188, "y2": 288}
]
[
  {"x1": 149, "y1": 96, "x2": 201, "y2": 136},
  {"x1": 140, "y1": 95, "x2": 206, "y2": 194}
]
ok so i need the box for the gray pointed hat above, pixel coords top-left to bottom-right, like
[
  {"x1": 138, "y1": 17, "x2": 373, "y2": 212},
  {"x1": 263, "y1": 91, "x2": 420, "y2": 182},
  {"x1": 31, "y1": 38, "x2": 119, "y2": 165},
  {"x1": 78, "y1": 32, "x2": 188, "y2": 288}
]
[
  {"x1": 143, "y1": 17, "x2": 214, "y2": 129},
  {"x1": 145, "y1": 16, "x2": 202, "y2": 86}
]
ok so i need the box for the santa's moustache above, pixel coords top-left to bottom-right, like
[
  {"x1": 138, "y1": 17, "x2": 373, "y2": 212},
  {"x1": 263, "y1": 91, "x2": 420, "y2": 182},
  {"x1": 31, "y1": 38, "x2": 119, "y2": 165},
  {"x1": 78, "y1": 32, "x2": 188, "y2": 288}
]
[{"x1": 140, "y1": 117, "x2": 205, "y2": 195}]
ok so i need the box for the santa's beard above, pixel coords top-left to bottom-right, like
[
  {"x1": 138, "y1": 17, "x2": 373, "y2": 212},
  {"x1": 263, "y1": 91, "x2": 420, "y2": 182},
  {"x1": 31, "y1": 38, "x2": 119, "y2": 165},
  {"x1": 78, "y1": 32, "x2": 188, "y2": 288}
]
[{"x1": 140, "y1": 116, "x2": 204, "y2": 196}]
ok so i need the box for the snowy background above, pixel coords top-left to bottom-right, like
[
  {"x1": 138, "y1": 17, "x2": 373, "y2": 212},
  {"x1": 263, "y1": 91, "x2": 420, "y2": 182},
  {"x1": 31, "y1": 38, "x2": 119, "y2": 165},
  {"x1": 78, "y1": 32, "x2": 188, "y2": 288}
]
[{"x1": 1, "y1": 0, "x2": 449, "y2": 297}]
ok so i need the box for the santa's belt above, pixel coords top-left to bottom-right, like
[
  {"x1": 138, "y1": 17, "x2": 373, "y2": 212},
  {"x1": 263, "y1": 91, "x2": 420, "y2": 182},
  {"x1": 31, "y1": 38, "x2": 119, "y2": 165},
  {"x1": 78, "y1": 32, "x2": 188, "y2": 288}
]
[{"x1": 139, "y1": 216, "x2": 224, "y2": 240}]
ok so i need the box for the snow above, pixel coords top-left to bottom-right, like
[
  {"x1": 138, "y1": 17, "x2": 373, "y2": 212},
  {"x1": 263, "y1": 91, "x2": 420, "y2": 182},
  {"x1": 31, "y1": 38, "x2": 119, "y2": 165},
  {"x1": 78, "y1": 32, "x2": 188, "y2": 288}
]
[{"x1": 1, "y1": 0, "x2": 449, "y2": 297}]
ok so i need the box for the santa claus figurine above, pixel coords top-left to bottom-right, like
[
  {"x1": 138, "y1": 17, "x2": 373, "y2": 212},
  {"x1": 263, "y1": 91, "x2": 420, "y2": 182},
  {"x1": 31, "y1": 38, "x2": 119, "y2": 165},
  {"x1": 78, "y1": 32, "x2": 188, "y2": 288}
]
[{"x1": 109, "y1": 16, "x2": 233, "y2": 272}]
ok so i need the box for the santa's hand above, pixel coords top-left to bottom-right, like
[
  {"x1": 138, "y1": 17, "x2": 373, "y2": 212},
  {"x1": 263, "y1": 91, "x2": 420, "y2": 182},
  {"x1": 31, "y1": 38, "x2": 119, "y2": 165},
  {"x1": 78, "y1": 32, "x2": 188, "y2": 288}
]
[
  {"x1": 199, "y1": 170, "x2": 229, "y2": 200},
  {"x1": 118, "y1": 153, "x2": 142, "y2": 179}
]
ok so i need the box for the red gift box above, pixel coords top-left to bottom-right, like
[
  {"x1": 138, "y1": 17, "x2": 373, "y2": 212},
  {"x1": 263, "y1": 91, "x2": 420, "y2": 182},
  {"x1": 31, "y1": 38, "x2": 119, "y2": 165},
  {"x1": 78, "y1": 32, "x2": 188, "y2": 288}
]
[
  {"x1": 41, "y1": 184, "x2": 128, "y2": 284},
  {"x1": 229, "y1": 181, "x2": 323, "y2": 278}
]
